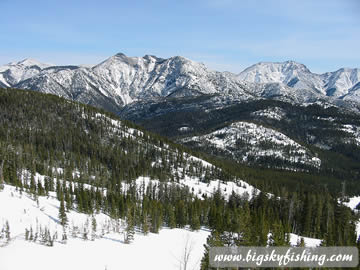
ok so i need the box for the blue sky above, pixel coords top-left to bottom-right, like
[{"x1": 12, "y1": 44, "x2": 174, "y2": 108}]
[{"x1": 0, "y1": 0, "x2": 359, "y2": 73}]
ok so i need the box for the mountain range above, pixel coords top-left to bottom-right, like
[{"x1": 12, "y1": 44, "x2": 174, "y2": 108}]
[{"x1": 1, "y1": 53, "x2": 360, "y2": 115}]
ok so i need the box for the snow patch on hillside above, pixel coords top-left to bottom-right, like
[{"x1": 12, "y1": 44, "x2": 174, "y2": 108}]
[
  {"x1": 344, "y1": 196, "x2": 360, "y2": 210},
  {"x1": 251, "y1": 107, "x2": 285, "y2": 121},
  {"x1": 289, "y1": 233, "x2": 322, "y2": 247},
  {"x1": 133, "y1": 176, "x2": 259, "y2": 201},
  {"x1": 183, "y1": 121, "x2": 321, "y2": 169},
  {"x1": 339, "y1": 124, "x2": 360, "y2": 145}
]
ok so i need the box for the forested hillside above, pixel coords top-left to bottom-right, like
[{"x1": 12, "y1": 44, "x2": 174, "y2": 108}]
[
  {"x1": 121, "y1": 95, "x2": 360, "y2": 196},
  {"x1": 0, "y1": 88, "x2": 358, "y2": 266}
]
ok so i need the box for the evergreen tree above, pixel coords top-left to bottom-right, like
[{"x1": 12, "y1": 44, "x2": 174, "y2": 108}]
[
  {"x1": 25, "y1": 228, "x2": 29, "y2": 241},
  {"x1": 200, "y1": 231, "x2": 223, "y2": 270},
  {"x1": 168, "y1": 206, "x2": 176, "y2": 229},
  {"x1": 190, "y1": 208, "x2": 201, "y2": 231},
  {"x1": 91, "y1": 215, "x2": 97, "y2": 241},
  {"x1": 29, "y1": 173, "x2": 36, "y2": 194},
  {"x1": 270, "y1": 222, "x2": 289, "y2": 246},
  {"x1": 141, "y1": 212, "x2": 150, "y2": 235},
  {"x1": 124, "y1": 210, "x2": 135, "y2": 244},
  {"x1": 29, "y1": 226, "x2": 33, "y2": 241},
  {"x1": 5, "y1": 221, "x2": 10, "y2": 242},
  {"x1": 62, "y1": 227, "x2": 68, "y2": 243},
  {"x1": 0, "y1": 160, "x2": 4, "y2": 191},
  {"x1": 297, "y1": 237, "x2": 305, "y2": 247},
  {"x1": 58, "y1": 196, "x2": 68, "y2": 227}
]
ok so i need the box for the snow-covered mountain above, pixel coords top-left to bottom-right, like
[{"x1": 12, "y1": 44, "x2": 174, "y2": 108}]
[
  {"x1": 237, "y1": 61, "x2": 360, "y2": 102},
  {"x1": 0, "y1": 58, "x2": 51, "y2": 87},
  {"x1": 2, "y1": 54, "x2": 359, "y2": 114},
  {"x1": 323, "y1": 68, "x2": 360, "y2": 98}
]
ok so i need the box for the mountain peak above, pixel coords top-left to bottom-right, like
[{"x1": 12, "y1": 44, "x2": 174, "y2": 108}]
[
  {"x1": 11, "y1": 58, "x2": 51, "y2": 69},
  {"x1": 237, "y1": 60, "x2": 321, "y2": 93},
  {"x1": 111, "y1": 52, "x2": 132, "y2": 62},
  {"x1": 95, "y1": 53, "x2": 137, "y2": 68}
]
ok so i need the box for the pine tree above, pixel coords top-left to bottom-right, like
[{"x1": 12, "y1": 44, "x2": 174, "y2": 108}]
[
  {"x1": 176, "y1": 200, "x2": 186, "y2": 228},
  {"x1": 25, "y1": 228, "x2": 29, "y2": 241},
  {"x1": 200, "y1": 231, "x2": 223, "y2": 270},
  {"x1": 270, "y1": 222, "x2": 289, "y2": 246},
  {"x1": 190, "y1": 208, "x2": 201, "y2": 231},
  {"x1": 48, "y1": 230, "x2": 54, "y2": 246},
  {"x1": 82, "y1": 226, "x2": 88, "y2": 240},
  {"x1": 30, "y1": 173, "x2": 36, "y2": 194},
  {"x1": 65, "y1": 188, "x2": 72, "y2": 212},
  {"x1": 141, "y1": 212, "x2": 150, "y2": 235},
  {"x1": 29, "y1": 226, "x2": 34, "y2": 241},
  {"x1": 0, "y1": 160, "x2": 4, "y2": 191},
  {"x1": 5, "y1": 221, "x2": 10, "y2": 242},
  {"x1": 124, "y1": 210, "x2": 135, "y2": 244},
  {"x1": 168, "y1": 207, "x2": 176, "y2": 229},
  {"x1": 91, "y1": 215, "x2": 97, "y2": 241},
  {"x1": 58, "y1": 196, "x2": 68, "y2": 227},
  {"x1": 62, "y1": 227, "x2": 68, "y2": 243},
  {"x1": 297, "y1": 237, "x2": 305, "y2": 247}
]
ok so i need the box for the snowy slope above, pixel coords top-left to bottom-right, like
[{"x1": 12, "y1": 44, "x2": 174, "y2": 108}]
[
  {"x1": 322, "y1": 68, "x2": 360, "y2": 98},
  {"x1": 0, "y1": 180, "x2": 323, "y2": 270},
  {"x1": 0, "y1": 164, "x2": 257, "y2": 270},
  {"x1": 182, "y1": 121, "x2": 321, "y2": 170},
  {"x1": 0, "y1": 184, "x2": 209, "y2": 270}
]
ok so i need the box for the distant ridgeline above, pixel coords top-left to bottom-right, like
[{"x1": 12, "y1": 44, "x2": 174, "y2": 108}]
[{"x1": 0, "y1": 88, "x2": 358, "y2": 250}]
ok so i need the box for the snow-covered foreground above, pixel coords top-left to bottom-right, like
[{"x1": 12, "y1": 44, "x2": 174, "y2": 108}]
[
  {"x1": 0, "y1": 185, "x2": 209, "y2": 270},
  {"x1": 0, "y1": 182, "x2": 326, "y2": 270},
  {"x1": 0, "y1": 229, "x2": 209, "y2": 270}
]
